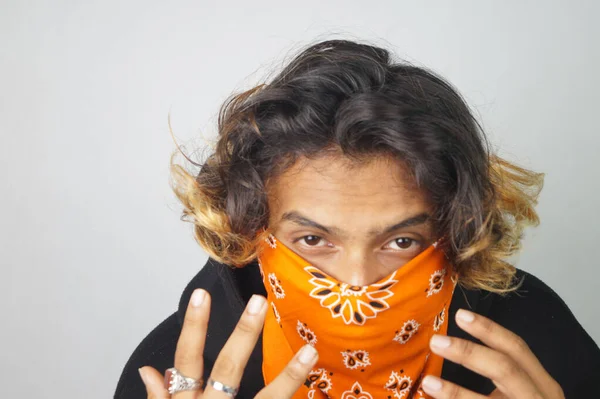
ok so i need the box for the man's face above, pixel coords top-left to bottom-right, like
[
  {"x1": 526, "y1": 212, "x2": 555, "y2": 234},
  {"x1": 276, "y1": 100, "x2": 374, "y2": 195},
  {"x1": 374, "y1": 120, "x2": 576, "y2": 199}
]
[{"x1": 266, "y1": 152, "x2": 435, "y2": 286}]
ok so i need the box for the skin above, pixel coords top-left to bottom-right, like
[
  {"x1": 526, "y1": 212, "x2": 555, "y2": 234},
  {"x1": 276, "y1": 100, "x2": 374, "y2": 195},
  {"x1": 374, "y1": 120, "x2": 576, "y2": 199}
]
[
  {"x1": 267, "y1": 152, "x2": 435, "y2": 286},
  {"x1": 140, "y1": 153, "x2": 564, "y2": 398},
  {"x1": 139, "y1": 290, "x2": 319, "y2": 399}
]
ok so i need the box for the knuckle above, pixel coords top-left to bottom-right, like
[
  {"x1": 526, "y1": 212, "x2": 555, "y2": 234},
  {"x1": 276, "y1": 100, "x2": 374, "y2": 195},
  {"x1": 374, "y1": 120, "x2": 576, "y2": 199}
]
[
  {"x1": 212, "y1": 354, "x2": 241, "y2": 377},
  {"x1": 478, "y1": 316, "x2": 495, "y2": 334},
  {"x1": 509, "y1": 334, "x2": 530, "y2": 353},
  {"x1": 183, "y1": 312, "x2": 207, "y2": 333},
  {"x1": 494, "y1": 355, "x2": 518, "y2": 380},
  {"x1": 234, "y1": 316, "x2": 258, "y2": 335},
  {"x1": 183, "y1": 311, "x2": 199, "y2": 327},
  {"x1": 282, "y1": 363, "x2": 306, "y2": 382},
  {"x1": 459, "y1": 340, "x2": 475, "y2": 361},
  {"x1": 176, "y1": 350, "x2": 201, "y2": 366}
]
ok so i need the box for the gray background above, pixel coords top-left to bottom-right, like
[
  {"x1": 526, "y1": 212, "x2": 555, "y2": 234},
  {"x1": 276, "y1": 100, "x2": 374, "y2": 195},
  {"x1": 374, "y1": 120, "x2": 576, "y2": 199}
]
[{"x1": 1, "y1": 1, "x2": 598, "y2": 398}]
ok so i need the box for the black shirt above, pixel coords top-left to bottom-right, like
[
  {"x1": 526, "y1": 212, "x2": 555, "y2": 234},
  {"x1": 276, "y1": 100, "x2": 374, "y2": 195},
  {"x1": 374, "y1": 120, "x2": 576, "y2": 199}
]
[{"x1": 115, "y1": 258, "x2": 600, "y2": 398}]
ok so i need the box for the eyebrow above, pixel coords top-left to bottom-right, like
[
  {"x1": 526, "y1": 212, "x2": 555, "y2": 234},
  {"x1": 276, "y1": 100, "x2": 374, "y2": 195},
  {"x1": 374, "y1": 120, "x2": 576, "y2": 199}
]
[{"x1": 280, "y1": 211, "x2": 431, "y2": 237}]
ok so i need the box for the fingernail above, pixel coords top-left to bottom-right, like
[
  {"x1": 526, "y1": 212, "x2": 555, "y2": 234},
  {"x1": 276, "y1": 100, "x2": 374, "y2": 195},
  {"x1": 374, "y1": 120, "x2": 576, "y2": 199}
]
[
  {"x1": 190, "y1": 289, "x2": 206, "y2": 307},
  {"x1": 430, "y1": 334, "x2": 451, "y2": 349},
  {"x1": 298, "y1": 344, "x2": 317, "y2": 365},
  {"x1": 457, "y1": 309, "x2": 475, "y2": 323},
  {"x1": 247, "y1": 295, "x2": 265, "y2": 315},
  {"x1": 422, "y1": 375, "x2": 443, "y2": 393},
  {"x1": 138, "y1": 367, "x2": 149, "y2": 384}
]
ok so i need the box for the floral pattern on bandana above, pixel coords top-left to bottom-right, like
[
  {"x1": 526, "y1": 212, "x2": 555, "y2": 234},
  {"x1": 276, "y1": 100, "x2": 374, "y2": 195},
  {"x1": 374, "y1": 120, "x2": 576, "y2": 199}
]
[
  {"x1": 384, "y1": 372, "x2": 412, "y2": 399},
  {"x1": 341, "y1": 349, "x2": 371, "y2": 370},
  {"x1": 268, "y1": 272, "x2": 285, "y2": 299},
  {"x1": 259, "y1": 235, "x2": 457, "y2": 399},
  {"x1": 341, "y1": 382, "x2": 373, "y2": 399},
  {"x1": 433, "y1": 308, "x2": 446, "y2": 332},
  {"x1": 305, "y1": 266, "x2": 398, "y2": 325},
  {"x1": 297, "y1": 320, "x2": 318, "y2": 346},
  {"x1": 426, "y1": 269, "x2": 446, "y2": 297},
  {"x1": 393, "y1": 319, "x2": 420, "y2": 344},
  {"x1": 265, "y1": 233, "x2": 277, "y2": 248},
  {"x1": 305, "y1": 368, "x2": 333, "y2": 393},
  {"x1": 339, "y1": 284, "x2": 367, "y2": 297}
]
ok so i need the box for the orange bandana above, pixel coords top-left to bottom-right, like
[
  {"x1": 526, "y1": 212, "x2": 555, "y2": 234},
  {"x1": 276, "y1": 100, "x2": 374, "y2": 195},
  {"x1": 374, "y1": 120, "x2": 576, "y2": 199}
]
[{"x1": 257, "y1": 233, "x2": 458, "y2": 399}]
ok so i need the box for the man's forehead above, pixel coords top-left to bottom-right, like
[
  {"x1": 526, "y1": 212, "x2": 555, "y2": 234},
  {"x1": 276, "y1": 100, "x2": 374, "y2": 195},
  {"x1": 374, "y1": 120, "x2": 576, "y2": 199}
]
[{"x1": 273, "y1": 152, "x2": 416, "y2": 190}]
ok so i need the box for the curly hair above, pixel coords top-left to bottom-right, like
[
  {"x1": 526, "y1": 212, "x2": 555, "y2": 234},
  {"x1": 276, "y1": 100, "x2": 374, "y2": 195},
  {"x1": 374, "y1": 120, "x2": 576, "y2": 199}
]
[{"x1": 169, "y1": 39, "x2": 544, "y2": 294}]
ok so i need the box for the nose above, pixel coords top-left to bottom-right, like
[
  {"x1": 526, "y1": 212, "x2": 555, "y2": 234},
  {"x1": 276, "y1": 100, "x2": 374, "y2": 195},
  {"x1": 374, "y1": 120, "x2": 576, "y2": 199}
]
[{"x1": 335, "y1": 250, "x2": 382, "y2": 286}]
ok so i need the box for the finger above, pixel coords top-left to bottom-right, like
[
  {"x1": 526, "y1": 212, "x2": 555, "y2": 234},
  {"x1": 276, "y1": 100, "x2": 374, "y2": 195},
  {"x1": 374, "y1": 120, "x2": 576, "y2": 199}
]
[
  {"x1": 429, "y1": 334, "x2": 542, "y2": 397},
  {"x1": 420, "y1": 375, "x2": 488, "y2": 399},
  {"x1": 455, "y1": 309, "x2": 563, "y2": 396},
  {"x1": 139, "y1": 366, "x2": 170, "y2": 399},
  {"x1": 255, "y1": 344, "x2": 319, "y2": 398},
  {"x1": 173, "y1": 288, "x2": 211, "y2": 397},
  {"x1": 204, "y1": 294, "x2": 267, "y2": 398}
]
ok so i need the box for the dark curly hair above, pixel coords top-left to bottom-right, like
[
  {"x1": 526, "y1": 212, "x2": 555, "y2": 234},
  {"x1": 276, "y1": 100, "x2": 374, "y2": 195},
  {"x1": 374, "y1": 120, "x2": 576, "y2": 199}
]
[{"x1": 169, "y1": 39, "x2": 544, "y2": 293}]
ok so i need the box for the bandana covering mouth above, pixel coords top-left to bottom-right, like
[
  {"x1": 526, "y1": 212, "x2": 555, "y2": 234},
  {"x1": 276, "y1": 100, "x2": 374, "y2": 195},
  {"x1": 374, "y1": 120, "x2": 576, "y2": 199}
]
[{"x1": 257, "y1": 233, "x2": 458, "y2": 399}]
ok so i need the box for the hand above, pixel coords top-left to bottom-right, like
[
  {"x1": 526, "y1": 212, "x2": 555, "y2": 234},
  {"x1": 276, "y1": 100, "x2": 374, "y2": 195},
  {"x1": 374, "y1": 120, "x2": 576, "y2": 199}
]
[
  {"x1": 138, "y1": 289, "x2": 319, "y2": 398},
  {"x1": 422, "y1": 309, "x2": 564, "y2": 398}
]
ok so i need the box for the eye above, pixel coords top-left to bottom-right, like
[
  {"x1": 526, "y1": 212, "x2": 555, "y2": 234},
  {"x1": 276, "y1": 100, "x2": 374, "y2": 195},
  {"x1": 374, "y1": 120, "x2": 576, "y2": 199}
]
[
  {"x1": 384, "y1": 237, "x2": 420, "y2": 251},
  {"x1": 297, "y1": 235, "x2": 328, "y2": 247}
]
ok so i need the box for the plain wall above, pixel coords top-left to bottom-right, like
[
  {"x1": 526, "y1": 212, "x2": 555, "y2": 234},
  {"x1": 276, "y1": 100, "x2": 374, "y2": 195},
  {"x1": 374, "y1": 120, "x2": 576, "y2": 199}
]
[{"x1": 1, "y1": 1, "x2": 598, "y2": 397}]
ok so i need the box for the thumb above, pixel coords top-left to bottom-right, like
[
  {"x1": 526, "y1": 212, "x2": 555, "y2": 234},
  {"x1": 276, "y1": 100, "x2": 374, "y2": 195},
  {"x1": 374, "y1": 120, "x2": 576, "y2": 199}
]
[{"x1": 138, "y1": 366, "x2": 170, "y2": 399}]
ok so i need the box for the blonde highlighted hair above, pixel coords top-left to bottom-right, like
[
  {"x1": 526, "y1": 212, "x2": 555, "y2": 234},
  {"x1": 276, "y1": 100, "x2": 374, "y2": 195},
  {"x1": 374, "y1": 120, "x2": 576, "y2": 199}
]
[{"x1": 169, "y1": 39, "x2": 544, "y2": 294}]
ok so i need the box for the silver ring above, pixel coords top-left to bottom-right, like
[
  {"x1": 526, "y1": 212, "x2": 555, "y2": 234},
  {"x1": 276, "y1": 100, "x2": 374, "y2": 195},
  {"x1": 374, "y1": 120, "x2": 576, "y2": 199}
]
[
  {"x1": 164, "y1": 367, "x2": 203, "y2": 394},
  {"x1": 206, "y1": 377, "x2": 239, "y2": 397}
]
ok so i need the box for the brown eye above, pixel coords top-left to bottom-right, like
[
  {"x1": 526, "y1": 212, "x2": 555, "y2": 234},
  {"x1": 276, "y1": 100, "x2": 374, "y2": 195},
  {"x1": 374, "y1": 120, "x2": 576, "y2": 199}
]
[
  {"x1": 394, "y1": 237, "x2": 414, "y2": 249},
  {"x1": 384, "y1": 236, "x2": 423, "y2": 252},
  {"x1": 303, "y1": 235, "x2": 322, "y2": 246}
]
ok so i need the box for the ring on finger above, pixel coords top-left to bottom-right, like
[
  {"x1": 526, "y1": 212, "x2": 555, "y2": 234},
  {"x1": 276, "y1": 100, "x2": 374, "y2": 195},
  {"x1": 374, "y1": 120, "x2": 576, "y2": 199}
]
[
  {"x1": 164, "y1": 367, "x2": 203, "y2": 394},
  {"x1": 206, "y1": 377, "x2": 239, "y2": 397}
]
